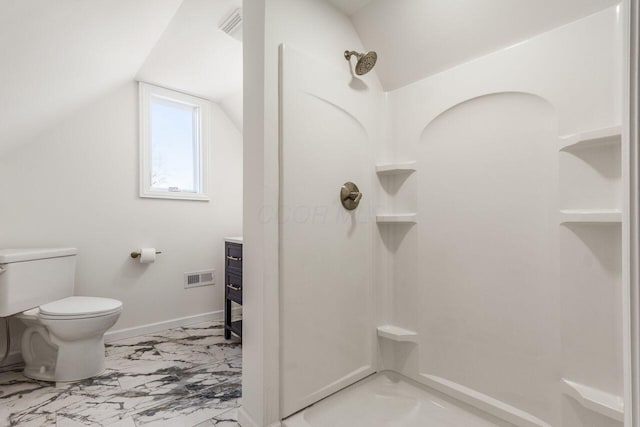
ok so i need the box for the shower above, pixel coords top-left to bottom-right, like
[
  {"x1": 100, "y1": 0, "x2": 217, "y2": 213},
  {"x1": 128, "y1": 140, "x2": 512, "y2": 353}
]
[{"x1": 344, "y1": 50, "x2": 377, "y2": 75}]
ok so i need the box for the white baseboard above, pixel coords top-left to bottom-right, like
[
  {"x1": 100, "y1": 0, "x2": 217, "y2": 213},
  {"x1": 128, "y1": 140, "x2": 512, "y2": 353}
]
[{"x1": 104, "y1": 307, "x2": 242, "y2": 343}]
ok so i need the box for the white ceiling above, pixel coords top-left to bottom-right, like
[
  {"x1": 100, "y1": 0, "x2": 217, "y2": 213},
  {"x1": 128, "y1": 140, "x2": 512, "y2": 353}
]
[
  {"x1": 0, "y1": 0, "x2": 245, "y2": 154},
  {"x1": 0, "y1": 0, "x2": 183, "y2": 154},
  {"x1": 350, "y1": 0, "x2": 621, "y2": 90},
  {"x1": 327, "y1": 0, "x2": 375, "y2": 16},
  {"x1": 137, "y1": 0, "x2": 243, "y2": 102},
  {"x1": 0, "y1": 0, "x2": 623, "y2": 152}
]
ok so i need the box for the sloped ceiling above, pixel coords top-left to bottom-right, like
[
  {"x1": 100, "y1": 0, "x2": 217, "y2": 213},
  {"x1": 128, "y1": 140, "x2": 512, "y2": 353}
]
[
  {"x1": 137, "y1": 0, "x2": 243, "y2": 102},
  {"x1": 0, "y1": 0, "x2": 621, "y2": 150},
  {"x1": 350, "y1": 0, "x2": 621, "y2": 91},
  {"x1": 327, "y1": 0, "x2": 375, "y2": 16},
  {"x1": 0, "y1": 0, "x2": 184, "y2": 154}
]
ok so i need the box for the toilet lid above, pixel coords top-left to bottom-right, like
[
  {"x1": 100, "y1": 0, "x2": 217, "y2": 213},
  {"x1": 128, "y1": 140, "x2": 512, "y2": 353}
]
[{"x1": 40, "y1": 297, "x2": 122, "y2": 317}]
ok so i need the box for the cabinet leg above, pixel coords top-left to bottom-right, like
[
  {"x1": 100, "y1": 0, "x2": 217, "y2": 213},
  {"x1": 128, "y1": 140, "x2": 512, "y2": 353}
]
[{"x1": 225, "y1": 298, "x2": 232, "y2": 339}]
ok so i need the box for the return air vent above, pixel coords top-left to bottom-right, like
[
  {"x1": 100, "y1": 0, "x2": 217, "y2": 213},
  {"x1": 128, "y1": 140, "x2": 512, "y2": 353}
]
[
  {"x1": 184, "y1": 269, "x2": 215, "y2": 289},
  {"x1": 219, "y1": 8, "x2": 242, "y2": 41}
]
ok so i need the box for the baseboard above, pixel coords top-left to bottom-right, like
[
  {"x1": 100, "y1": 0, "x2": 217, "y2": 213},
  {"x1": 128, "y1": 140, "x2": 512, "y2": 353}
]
[
  {"x1": 238, "y1": 406, "x2": 281, "y2": 427},
  {"x1": 104, "y1": 306, "x2": 242, "y2": 343}
]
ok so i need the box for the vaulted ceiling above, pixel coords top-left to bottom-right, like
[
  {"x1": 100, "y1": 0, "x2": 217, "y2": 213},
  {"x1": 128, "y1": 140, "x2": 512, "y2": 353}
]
[
  {"x1": 0, "y1": 0, "x2": 623, "y2": 154},
  {"x1": 0, "y1": 0, "x2": 183, "y2": 154},
  {"x1": 340, "y1": 0, "x2": 621, "y2": 91},
  {"x1": 0, "y1": 0, "x2": 244, "y2": 155},
  {"x1": 137, "y1": 0, "x2": 242, "y2": 101}
]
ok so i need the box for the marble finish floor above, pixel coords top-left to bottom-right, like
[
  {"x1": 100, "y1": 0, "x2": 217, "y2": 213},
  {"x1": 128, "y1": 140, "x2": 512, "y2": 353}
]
[{"x1": 0, "y1": 321, "x2": 242, "y2": 426}]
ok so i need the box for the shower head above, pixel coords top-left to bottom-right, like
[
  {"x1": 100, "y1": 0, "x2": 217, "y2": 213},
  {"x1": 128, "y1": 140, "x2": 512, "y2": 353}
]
[{"x1": 344, "y1": 50, "x2": 377, "y2": 75}]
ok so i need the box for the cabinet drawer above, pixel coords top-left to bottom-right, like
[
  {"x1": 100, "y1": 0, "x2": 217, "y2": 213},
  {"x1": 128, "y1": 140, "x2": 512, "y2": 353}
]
[
  {"x1": 226, "y1": 272, "x2": 242, "y2": 304},
  {"x1": 225, "y1": 243, "x2": 243, "y2": 271}
]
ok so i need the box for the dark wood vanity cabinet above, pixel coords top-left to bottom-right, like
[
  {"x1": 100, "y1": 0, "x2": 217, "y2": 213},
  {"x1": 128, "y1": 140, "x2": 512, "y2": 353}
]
[{"x1": 225, "y1": 241, "x2": 242, "y2": 339}]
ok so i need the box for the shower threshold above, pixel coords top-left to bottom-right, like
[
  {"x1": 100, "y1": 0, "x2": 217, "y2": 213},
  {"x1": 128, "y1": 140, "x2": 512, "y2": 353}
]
[{"x1": 282, "y1": 371, "x2": 514, "y2": 427}]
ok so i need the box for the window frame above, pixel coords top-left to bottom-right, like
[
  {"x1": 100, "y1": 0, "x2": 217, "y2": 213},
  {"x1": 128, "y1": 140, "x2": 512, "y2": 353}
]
[{"x1": 139, "y1": 82, "x2": 211, "y2": 201}]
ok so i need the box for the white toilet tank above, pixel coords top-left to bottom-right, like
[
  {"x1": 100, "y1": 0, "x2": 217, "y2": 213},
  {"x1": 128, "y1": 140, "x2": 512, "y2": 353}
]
[{"x1": 0, "y1": 248, "x2": 77, "y2": 317}]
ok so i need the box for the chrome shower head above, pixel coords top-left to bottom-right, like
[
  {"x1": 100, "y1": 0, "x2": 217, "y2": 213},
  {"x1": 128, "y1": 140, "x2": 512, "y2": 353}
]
[{"x1": 344, "y1": 50, "x2": 377, "y2": 75}]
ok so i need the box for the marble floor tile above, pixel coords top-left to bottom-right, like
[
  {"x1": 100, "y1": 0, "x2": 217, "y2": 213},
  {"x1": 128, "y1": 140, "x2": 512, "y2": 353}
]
[
  {"x1": 182, "y1": 358, "x2": 242, "y2": 394},
  {"x1": 0, "y1": 320, "x2": 242, "y2": 427},
  {"x1": 194, "y1": 407, "x2": 241, "y2": 427},
  {"x1": 0, "y1": 367, "x2": 52, "y2": 404},
  {"x1": 133, "y1": 380, "x2": 242, "y2": 426},
  {"x1": 182, "y1": 322, "x2": 226, "y2": 337}
]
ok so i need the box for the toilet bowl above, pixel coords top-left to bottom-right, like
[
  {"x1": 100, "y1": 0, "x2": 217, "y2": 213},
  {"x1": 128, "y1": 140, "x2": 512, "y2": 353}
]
[{"x1": 16, "y1": 296, "x2": 122, "y2": 382}]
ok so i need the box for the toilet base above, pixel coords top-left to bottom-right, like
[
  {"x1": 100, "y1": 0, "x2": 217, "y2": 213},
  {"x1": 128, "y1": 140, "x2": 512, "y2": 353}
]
[
  {"x1": 17, "y1": 307, "x2": 120, "y2": 383},
  {"x1": 23, "y1": 364, "x2": 58, "y2": 383},
  {"x1": 51, "y1": 337, "x2": 107, "y2": 382},
  {"x1": 22, "y1": 339, "x2": 107, "y2": 383},
  {"x1": 22, "y1": 366, "x2": 108, "y2": 383},
  {"x1": 20, "y1": 326, "x2": 108, "y2": 382}
]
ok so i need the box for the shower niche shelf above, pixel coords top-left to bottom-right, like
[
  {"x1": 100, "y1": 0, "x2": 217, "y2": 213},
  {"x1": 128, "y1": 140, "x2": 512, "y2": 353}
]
[
  {"x1": 558, "y1": 125, "x2": 621, "y2": 151},
  {"x1": 377, "y1": 325, "x2": 418, "y2": 343},
  {"x1": 561, "y1": 379, "x2": 624, "y2": 421},
  {"x1": 376, "y1": 214, "x2": 417, "y2": 224},
  {"x1": 559, "y1": 209, "x2": 622, "y2": 224},
  {"x1": 376, "y1": 161, "x2": 417, "y2": 175}
]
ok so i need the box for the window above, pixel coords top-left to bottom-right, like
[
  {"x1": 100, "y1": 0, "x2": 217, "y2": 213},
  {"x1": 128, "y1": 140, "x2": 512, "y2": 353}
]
[{"x1": 139, "y1": 82, "x2": 210, "y2": 200}]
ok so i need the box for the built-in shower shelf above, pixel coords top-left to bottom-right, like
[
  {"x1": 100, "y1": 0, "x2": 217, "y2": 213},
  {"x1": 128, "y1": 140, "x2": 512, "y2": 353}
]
[
  {"x1": 375, "y1": 161, "x2": 417, "y2": 175},
  {"x1": 561, "y1": 379, "x2": 624, "y2": 421},
  {"x1": 377, "y1": 325, "x2": 418, "y2": 343},
  {"x1": 376, "y1": 214, "x2": 417, "y2": 224},
  {"x1": 559, "y1": 125, "x2": 622, "y2": 151},
  {"x1": 559, "y1": 209, "x2": 622, "y2": 224}
]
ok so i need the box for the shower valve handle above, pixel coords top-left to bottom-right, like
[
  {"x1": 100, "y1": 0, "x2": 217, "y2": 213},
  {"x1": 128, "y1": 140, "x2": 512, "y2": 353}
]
[{"x1": 340, "y1": 182, "x2": 363, "y2": 210}]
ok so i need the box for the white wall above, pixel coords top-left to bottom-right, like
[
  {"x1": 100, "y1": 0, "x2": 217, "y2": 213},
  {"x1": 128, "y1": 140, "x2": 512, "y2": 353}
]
[
  {"x1": 241, "y1": 0, "x2": 382, "y2": 425},
  {"x1": 221, "y1": 91, "x2": 244, "y2": 133},
  {"x1": 0, "y1": 81, "x2": 242, "y2": 359}
]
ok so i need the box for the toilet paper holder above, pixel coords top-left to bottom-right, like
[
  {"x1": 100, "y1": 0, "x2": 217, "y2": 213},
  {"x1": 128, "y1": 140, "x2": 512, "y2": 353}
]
[{"x1": 130, "y1": 250, "x2": 162, "y2": 259}]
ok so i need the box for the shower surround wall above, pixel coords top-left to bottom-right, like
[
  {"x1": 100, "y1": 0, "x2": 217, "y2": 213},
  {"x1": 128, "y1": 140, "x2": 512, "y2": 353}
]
[
  {"x1": 241, "y1": 1, "x2": 387, "y2": 426},
  {"x1": 244, "y1": 1, "x2": 625, "y2": 426},
  {"x1": 384, "y1": 6, "x2": 623, "y2": 427}
]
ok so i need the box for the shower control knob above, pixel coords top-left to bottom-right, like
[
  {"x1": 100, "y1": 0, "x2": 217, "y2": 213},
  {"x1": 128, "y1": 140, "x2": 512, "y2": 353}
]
[{"x1": 340, "y1": 182, "x2": 363, "y2": 210}]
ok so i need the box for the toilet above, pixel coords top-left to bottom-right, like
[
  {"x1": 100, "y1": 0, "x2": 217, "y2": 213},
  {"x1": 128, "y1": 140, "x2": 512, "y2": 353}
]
[{"x1": 0, "y1": 248, "x2": 122, "y2": 382}]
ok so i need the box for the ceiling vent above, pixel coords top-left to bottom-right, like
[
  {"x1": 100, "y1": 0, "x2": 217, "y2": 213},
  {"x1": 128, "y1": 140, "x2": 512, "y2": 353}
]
[{"x1": 219, "y1": 8, "x2": 242, "y2": 42}]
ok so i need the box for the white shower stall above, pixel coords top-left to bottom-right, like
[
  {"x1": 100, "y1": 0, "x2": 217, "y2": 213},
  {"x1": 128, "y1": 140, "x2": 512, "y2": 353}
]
[{"x1": 241, "y1": 1, "x2": 632, "y2": 426}]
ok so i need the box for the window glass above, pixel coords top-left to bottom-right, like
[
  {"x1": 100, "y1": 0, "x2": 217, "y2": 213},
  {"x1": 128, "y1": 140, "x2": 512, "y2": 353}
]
[
  {"x1": 150, "y1": 98, "x2": 199, "y2": 193},
  {"x1": 139, "y1": 82, "x2": 210, "y2": 201}
]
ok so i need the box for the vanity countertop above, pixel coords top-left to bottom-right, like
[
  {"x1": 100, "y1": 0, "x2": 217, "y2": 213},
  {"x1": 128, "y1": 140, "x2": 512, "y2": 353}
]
[{"x1": 225, "y1": 236, "x2": 243, "y2": 244}]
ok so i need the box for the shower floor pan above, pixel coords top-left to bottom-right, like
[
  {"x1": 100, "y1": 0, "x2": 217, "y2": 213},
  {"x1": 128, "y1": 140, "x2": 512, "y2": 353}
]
[{"x1": 282, "y1": 371, "x2": 514, "y2": 427}]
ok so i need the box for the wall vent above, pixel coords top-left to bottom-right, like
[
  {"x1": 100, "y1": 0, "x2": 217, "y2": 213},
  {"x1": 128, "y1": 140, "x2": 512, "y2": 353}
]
[
  {"x1": 184, "y1": 269, "x2": 215, "y2": 289},
  {"x1": 219, "y1": 8, "x2": 242, "y2": 41}
]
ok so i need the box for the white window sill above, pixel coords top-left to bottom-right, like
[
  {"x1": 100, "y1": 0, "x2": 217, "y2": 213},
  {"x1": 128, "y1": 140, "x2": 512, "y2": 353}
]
[{"x1": 140, "y1": 191, "x2": 210, "y2": 201}]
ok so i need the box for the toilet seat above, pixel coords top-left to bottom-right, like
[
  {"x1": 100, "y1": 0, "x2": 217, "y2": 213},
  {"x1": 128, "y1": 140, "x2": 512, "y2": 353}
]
[{"x1": 37, "y1": 296, "x2": 122, "y2": 320}]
